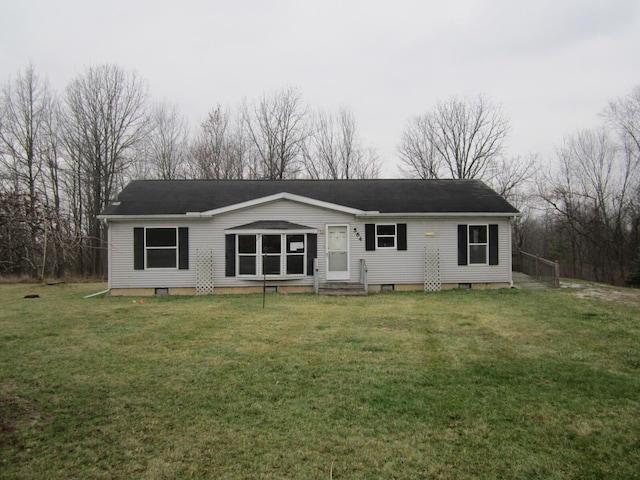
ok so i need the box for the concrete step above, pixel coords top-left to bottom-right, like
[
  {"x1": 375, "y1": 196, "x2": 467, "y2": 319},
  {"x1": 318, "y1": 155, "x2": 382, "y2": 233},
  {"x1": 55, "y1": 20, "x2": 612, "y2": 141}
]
[
  {"x1": 318, "y1": 282, "x2": 367, "y2": 296},
  {"x1": 512, "y1": 272, "x2": 551, "y2": 290}
]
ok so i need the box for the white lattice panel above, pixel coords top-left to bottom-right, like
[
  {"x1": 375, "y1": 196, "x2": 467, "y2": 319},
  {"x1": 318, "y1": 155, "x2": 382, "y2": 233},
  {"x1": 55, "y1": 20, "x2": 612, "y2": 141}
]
[
  {"x1": 196, "y1": 249, "x2": 214, "y2": 295},
  {"x1": 424, "y1": 246, "x2": 441, "y2": 292}
]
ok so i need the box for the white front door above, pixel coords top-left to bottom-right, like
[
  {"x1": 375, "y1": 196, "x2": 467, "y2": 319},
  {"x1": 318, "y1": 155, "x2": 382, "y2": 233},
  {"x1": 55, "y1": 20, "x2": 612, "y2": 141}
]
[{"x1": 326, "y1": 225, "x2": 349, "y2": 281}]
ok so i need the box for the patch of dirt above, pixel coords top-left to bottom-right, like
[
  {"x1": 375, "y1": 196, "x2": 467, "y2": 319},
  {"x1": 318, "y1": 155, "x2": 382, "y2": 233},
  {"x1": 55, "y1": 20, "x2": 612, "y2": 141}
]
[
  {"x1": 561, "y1": 281, "x2": 640, "y2": 308},
  {"x1": 0, "y1": 382, "x2": 51, "y2": 444},
  {"x1": 0, "y1": 394, "x2": 43, "y2": 436}
]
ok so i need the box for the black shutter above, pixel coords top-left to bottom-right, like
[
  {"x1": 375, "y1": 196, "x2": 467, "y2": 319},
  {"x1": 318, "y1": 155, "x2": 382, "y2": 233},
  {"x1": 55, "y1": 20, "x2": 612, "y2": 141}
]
[
  {"x1": 489, "y1": 224, "x2": 499, "y2": 265},
  {"x1": 307, "y1": 233, "x2": 317, "y2": 276},
  {"x1": 134, "y1": 228, "x2": 144, "y2": 270},
  {"x1": 365, "y1": 224, "x2": 375, "y2": 251},
  {"x1": 458, "y1": 224, "x2": 468, "y2": 266},
  {"x1": 178, "y1": 227, "x2": 189, "y2": 269},
  {"x1": 225, "y1": 234, "x2": 236, "y2": 277},
  {"x1": 397, "y1": 223, "x2": 407, "y2": 251}
]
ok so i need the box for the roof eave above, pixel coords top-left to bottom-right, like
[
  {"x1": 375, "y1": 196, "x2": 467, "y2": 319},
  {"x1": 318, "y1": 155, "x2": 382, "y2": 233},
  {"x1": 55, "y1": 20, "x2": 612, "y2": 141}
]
[
  {"x1": 99, "y1": 211, "x2": 521, "y2": 221},
  {"x1": 97, "y1": 214, "x2": 200, "y2": 221}
]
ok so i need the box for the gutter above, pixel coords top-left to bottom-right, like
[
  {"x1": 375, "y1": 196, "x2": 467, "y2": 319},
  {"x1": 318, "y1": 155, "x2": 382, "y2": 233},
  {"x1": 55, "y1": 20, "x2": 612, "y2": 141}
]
[
  {"x1": 99, "y1": 212, "x2": 521, "y2": 221},
  {"x1": 356, "y1": 212, "x2": 521, "y2": 219},
  {"x1": 97, "y1": 214, "x2": 209, "y2": 221}
]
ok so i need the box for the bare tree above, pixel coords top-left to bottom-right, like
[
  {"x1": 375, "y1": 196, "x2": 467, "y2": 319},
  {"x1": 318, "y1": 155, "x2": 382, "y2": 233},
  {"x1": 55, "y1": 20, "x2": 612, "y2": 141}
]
[
  {"x1": 63, "y1": 64, "x2": 149, "y2": 276},
  {"x1": 0, "y1": 64, "x2": 51, "y2": 203},
  {"x1": 243, "y1": 87, "x2": 309, "y2": 179},
  {"x1": 303, "y1": 107, "x2": 380, "y2": 179},
  {"x1": 189, "y1": 105, "x2": 245, "y2": 179},
  {"x1": 486, "y1": 154, "x2": 537, "y2": 201},
  {"x1": 0, "y1": 64, "x2": 60, "y2": 276},
  {"x1": 604, "y1": 84, "x2": 640, "y2": 163},
  {"x1": 538, "y1": 128, "x2": 635, "y2": 283},
  {"x1": 398, "y1": 95, "x2": 510, "y2": 180},
  {"x1": 397, "y1": 114, "x2": 440, "y2": 179},
  {"x1": 135, "y1": 100, "x2": 190, "y2": 180},
  {"x1": 602, "y1": 84, "x2": 640, "y2": 284}
]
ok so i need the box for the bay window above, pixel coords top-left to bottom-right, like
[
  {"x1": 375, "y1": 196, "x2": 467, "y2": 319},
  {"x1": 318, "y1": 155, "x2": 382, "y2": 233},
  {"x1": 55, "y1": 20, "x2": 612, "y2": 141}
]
[{"x1": 232, "y1": 233, "x2": 310, "y2": 277}]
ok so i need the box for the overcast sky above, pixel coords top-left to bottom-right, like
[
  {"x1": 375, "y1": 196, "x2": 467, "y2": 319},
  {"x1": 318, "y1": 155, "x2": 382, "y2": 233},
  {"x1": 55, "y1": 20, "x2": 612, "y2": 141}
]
[{"x1": 2, "y1": 0, "x2": 639, "y2": 176}]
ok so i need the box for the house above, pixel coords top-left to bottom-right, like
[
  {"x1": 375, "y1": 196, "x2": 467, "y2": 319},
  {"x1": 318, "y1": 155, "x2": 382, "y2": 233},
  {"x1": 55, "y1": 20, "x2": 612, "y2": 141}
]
[{"x1": 98, "y1": 179, "x2": 520, "y2": 295}]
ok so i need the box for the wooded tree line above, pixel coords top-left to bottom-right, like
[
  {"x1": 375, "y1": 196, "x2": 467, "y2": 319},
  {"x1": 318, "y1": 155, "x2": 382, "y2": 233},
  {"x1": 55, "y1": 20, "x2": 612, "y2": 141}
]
[
  {"x1": 397, "y1": 88, "x2": 640, "y2": 285},
  {"x1": 531, "y1": 86, "x2": 640, "y2": 286},
  {"x1": 0, "y1": 64, "x2": 380, "y2": 278},
  {"x1": 1, "y1": 63, "x2": 638, "y2": 284}
]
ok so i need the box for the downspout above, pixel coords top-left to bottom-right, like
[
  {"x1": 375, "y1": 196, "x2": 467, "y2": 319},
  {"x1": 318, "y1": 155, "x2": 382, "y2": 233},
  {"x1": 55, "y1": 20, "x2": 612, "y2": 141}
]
[
  {"x1": 509, "y1": 216, "x2": 516, "y2": 288},
  {"x1": 100, "y1": 218, "x2": 112, "y2": 292}
]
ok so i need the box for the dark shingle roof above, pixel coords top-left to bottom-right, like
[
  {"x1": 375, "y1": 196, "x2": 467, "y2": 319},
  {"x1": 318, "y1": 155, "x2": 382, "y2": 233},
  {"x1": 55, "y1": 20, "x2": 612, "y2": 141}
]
[
  {"x1": 229, "y1": 221, "x2": 314, "y2": 230},
  {"x1": 100, "y1": 179, "x2": 519, "y2": 216}
]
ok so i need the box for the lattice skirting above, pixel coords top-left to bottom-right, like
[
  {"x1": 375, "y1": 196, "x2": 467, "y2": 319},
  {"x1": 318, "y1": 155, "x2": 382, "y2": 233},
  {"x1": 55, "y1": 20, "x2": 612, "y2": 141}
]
[
  {"x1": 196, "y1": 249, "x2": 214, "y2": 295},
  {"x1": 424, "y1": 246, "x2": 441, "y2": 292}
]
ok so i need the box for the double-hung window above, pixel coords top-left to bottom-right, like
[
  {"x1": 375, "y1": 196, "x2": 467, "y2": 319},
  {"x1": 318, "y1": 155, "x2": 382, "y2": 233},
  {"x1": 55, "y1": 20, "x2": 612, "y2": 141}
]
[
  {"x1": 365, "y1": 223, "x2": 407, "y2": 251},
  {"x1": 145, "y1": 228, "x2": 178, "y2": 268},
  {"x1": 262, "y1": 235, "x2": 282, "y2": 275},
  {"x1": 286, "y1": 234, "x2": 305, "y2": 274},
  {"x1": 376, "y1": 224, "x2": 396, "y2": 249},
  {"x1": 238, "y1": 235, "x2": 258, "y2": 275},
  {"x1": 468, "y1": 225, "x2": 488, "y2": 265},
  {"x1": 134, "y1": 227, "x2": 189, "y2": 270},
  {"x1": 457, "y1": 224, "x2": 498, "y2": 266}
]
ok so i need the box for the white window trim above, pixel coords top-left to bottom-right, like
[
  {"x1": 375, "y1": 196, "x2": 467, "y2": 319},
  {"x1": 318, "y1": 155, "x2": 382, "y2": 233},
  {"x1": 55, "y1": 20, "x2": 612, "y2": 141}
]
[
  {"x1": 144, "y1": 227, "x2": 178, "y2": 270},
  {"x1": 468, "y1": 224, "x2": 489, "y2": 266},
  {"x1": 376, "y1": 223, "x2": 397, "y2": 250},
  {"x1": 236, "y1": 233, "x2": 307, "y2": 278},
  {"x1": 237, "y1": 234, "x2": 258, "y2": 276}
]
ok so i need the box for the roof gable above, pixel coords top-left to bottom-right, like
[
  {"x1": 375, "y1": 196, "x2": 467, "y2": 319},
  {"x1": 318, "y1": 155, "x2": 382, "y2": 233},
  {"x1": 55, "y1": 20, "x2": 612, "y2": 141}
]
[
  {"x1": 196, "y1": 192, "x2": 365, "y2": 217},
  {"x1": 100, "y1": 179, "x2": 520, "y2": 217}
]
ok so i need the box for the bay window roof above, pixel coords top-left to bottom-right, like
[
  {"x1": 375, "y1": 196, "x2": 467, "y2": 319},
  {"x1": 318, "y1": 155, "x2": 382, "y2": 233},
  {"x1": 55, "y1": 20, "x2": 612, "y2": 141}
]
[{"x1": 227, "y1": 220, "x2": 315, "y2": 231}]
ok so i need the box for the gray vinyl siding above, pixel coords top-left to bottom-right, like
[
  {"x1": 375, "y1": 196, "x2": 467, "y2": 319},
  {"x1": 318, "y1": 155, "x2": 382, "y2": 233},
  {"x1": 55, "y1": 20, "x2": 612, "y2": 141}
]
[
  {"x1": 109, "y1": 220, "x2": 207, "y2": 289},
  {"x1": 360, "y1": 217, "x2": 512, "y2": 285},
  {"x1": 211, "y1": 200, "x2": 355, "y2": 287},
  {"x1": 106, "y1": 199, "x2": 513, "y2": 290}
]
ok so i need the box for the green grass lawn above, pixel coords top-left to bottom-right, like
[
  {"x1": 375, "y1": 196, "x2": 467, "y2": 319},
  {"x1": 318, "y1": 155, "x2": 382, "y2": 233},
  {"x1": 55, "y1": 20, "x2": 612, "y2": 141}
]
[{"x1": 1, "y1": 283, "x2": 639, "y2": 479}]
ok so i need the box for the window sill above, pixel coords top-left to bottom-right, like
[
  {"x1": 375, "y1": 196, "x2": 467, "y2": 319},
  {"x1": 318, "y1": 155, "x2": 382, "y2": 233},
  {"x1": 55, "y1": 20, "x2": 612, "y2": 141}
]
[{"x1": 237, "y1": 275, "x2": 307, "y2": 281}]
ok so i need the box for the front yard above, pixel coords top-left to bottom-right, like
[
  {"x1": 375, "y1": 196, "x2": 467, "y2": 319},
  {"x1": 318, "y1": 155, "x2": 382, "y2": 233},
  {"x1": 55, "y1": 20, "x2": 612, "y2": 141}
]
[{"x1": 1, "y1": 283, "x2": 639, "y2": 479}]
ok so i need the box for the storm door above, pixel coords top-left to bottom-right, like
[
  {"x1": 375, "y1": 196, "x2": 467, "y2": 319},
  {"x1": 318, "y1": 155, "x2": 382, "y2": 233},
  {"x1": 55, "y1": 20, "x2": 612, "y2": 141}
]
[{"x1": 326, "y1": 225, "x2": 349, "y2": 281}]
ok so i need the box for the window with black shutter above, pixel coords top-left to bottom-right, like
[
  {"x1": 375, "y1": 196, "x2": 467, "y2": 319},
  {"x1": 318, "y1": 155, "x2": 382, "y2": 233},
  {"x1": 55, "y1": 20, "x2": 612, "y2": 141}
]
[
  {"x1": 458, "y1": 224, "x2": 499, "y2": 266},
  {"x1": 133, "y1": 227, "x2": 189, "y2": 270},
  {"x1": 365, "y1": 223, "x2": 407, "y2": 251}
]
